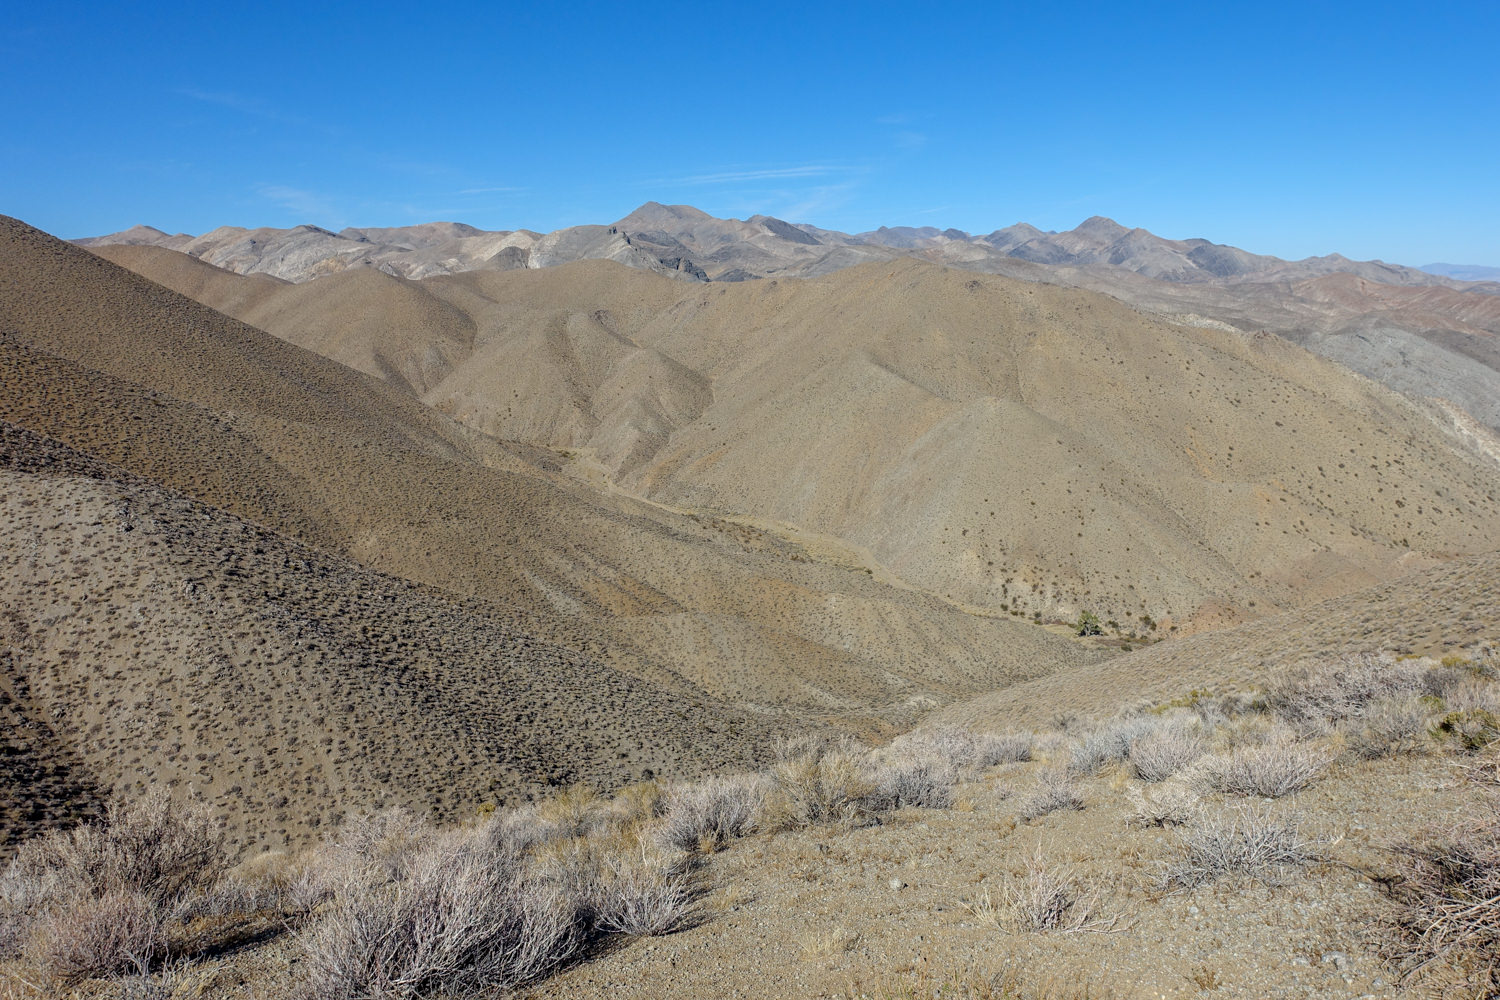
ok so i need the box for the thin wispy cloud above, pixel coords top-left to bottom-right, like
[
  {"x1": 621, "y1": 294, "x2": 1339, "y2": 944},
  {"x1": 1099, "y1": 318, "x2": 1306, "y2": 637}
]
[
  {"x1": 780, "y1": 182, "x2": 860, "y2": 222},
  {"x1": 179, "y1": 88, "x2": 303, "y2": 124},
  {"x1": 661, "y1": 165, "x2": 838, "y2": 186},
  {"x1": 255, "y1": 183, "x2": 339, "y2": 222}
]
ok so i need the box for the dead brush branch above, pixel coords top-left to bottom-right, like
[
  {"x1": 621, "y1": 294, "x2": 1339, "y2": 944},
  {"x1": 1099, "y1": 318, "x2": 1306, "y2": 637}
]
[{"x1": 1384, "y1": 809, "x2": 1500, "y2": 992}]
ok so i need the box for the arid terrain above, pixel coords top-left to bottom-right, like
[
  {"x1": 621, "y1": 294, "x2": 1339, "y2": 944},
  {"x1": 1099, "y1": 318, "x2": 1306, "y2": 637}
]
[
  {"x1": 82, "y1": 204, "x2": 1500, "y2": 439},
  {"x1": 3, "y1": 207, "x2": 1499, "y2": 999}
]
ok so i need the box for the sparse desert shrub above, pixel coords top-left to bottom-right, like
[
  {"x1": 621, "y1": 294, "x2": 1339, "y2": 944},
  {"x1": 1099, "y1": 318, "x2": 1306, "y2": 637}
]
[
  {"x1": 867, "y1": 756, "x2": 956, "y2": 811},
  {"x1": 23, "y1": 888, "x2": 167, "y2": 983},
  {"x1": 1385, "y1": 810, "x2": 1500, "y2": 993},
  {"x1": 892, "y1": 726, "x2": 982, "y2": 768},
  {"x1": 1128, "y1": 724, "x2": 1207, "y2": 782},
  {"x1": 1264, "y1": 652, "x2": 1429, "y2": 737},
  {"x1": 328, "y1": 806, "x2": 432, "y2": 886},
  {"x1": 1018, "y1": 770, "x2": 1084, "y2": 822},
  {"x1": 1068, "y1": 717, "x2": 1157, "y2": 777},
  {"x1": 656, "y1": 774, "x2": 764, "y2": 852},
  {"x1": 536, "y1": 783, "x2": 609, "y2": 839},
  {"x1": 3, "y1": 790, "x2": 225, "y2": 914},
  {"x1": 1126, "y1": 781, "x2": 1199, "y2": 828},
  {"x1": 1075, "y1": 611, "x2": 1102, "y2": 637},
  {"x1": 1435, "y1": 673, "x2": 1500, "y2": 715},
  {"x1": 1157, "y1": 806, "x2": 1313, "y2": 892},
  {"x1": 760, "y1": 737, "x2": 876, "y2": 830},
  {"x1": 974, "y1": 732, "x2": 1033, "y2": 766},
  {"x1": 1432, "y1": 709, "x2": 1500, "y2": 754},
  {"x1": 593, "y1": 843, "x2": 698, "y2": 937},
  {"x1": 1, "y1": 789, "x2": 227, "y2": 982},
  {"x1": 967, "y1": 853, "x2": 1110, "y2": 933},
  {"x1": 1345, "y1": 694, "x2": 1434, "y2": 759},
  {"x1": 1194, "y1": 731, "x2": 1331, "y2": 798},
  {"x1": 301, "y1": 836, "x2": 583, "y2": 1000}
]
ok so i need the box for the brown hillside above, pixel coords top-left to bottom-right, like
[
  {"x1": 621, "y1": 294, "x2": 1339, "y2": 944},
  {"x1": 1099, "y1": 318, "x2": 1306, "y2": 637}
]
[
  {"x1": 99, "y1": 245, "x2": 1500, "y2": 630},
  {"x1": 2, "y1": 216, "x2": 1102, "y2": 799}
]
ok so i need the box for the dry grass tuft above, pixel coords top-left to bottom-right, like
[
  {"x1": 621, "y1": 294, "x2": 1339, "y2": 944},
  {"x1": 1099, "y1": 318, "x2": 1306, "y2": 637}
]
[
  {"x1": 797, "y1": 924, "x2": 860, "y2": 959},
  {"x1": 965, "y1": 853, "x2": 1114, "y2": 934},
  {"x1": 1125, "y1": 781, "x2": 1199, "y2": 829}
]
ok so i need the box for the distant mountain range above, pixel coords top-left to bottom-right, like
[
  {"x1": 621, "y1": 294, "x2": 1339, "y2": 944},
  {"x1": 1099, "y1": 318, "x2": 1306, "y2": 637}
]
[
  {"x1": 79, "y1": 205, "x2": 1500, "y2": 437},
  {"x1": 1422, "y1": 262, "x2": 1500, "y2": 282},
  {"x1": 79, "y1": 203, "x2": 1480, "y2": 290}
]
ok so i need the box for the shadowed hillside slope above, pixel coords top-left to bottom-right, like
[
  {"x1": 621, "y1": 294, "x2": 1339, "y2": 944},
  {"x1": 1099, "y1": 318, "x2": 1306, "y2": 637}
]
[
  {"x1": 0, "y1": 422, "x2": 787, "y2": 851},
  {"x1": 96, "y1": 244, "x2": 1500, "y2": 631}
]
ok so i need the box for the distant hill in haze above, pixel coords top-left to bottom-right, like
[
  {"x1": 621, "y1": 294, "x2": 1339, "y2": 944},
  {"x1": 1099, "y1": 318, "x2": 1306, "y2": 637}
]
[
  {"x1": 80, "y1": 205, "x2": 1471, "y2": 289},
  {"x1": 1422, "y1": 262, "x2": 1500, "y2": 282}
]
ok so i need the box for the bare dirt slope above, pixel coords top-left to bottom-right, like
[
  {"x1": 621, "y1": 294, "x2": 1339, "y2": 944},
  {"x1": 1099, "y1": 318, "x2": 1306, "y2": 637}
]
[{"x1": 94, "y1": 244, "x2": 1500, "y2": 632}]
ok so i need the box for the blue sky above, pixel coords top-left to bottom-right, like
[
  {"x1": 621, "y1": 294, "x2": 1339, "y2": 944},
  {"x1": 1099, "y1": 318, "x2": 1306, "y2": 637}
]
[{"x1": 3, "y1": 1, "x2": 1496, "y2": 264}]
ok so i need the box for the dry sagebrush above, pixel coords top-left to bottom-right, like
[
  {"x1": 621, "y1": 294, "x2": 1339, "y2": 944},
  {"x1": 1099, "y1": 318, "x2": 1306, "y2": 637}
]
[
  {"x1": 1128, "y1": 721, "x2": 1208, "y2": 782},
  {"x1": 1264, "y1": 652, "x2": 1431, "y2": 737},
  {"x1": 1156, "y1": 805, "x2": 1315, "y2": 892},
  {"x1": 1194, "y1": 729, "x2": 1332, "y2": 798},
  {"x1": 0, "y1": 789, "x2": 228, "y2": 983}
]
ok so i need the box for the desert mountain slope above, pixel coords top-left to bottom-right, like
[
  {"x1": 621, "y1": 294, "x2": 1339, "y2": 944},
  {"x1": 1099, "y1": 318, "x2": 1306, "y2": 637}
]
[
  {"x1": 95, "y1": 244, "x2": 1500, "y2": 631},
  {"x1": 931, "y1": 548, "x2": 1500, "y2": 732},
  {"x1": 81, "y1": 206, "x2": 1500, "y2": 443},
  {"x1": 3, "y1": 216, "x2": 1102, "y2": 755},
  {"x1": 83, "y1": 205, "x2": 1466, "y2": 289},
  {"x1": 0, "y1": 422, "x2": 790, "y2": 851}
]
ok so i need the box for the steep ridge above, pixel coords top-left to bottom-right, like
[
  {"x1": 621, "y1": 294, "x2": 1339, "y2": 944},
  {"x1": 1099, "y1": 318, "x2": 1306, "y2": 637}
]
[
  {"x1": 93, "y1": 244, "x2": 1500, "y2": 631},
  {"x1": 3, "y1": 215, "x2": 1100, "y2": 748}
]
